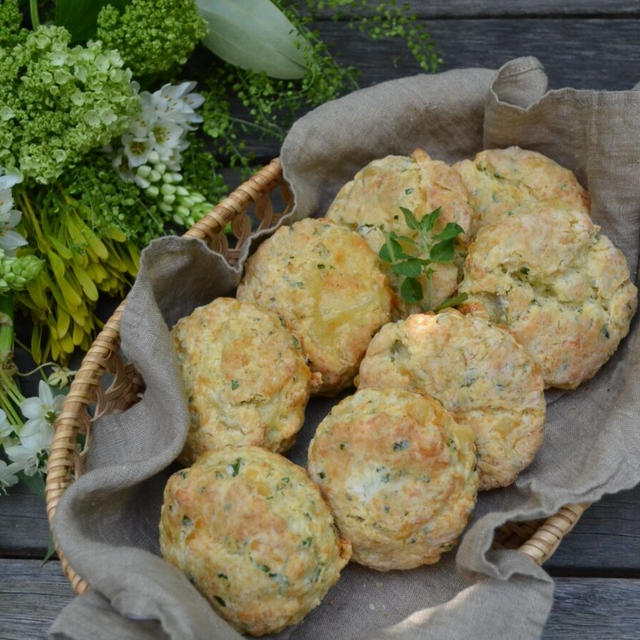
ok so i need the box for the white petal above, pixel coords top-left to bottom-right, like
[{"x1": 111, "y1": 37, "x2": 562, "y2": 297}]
[
  {"x1": 7, "y1": 208, "x2": 21, "y2": 228},
  {"x1": 37, "y1": 380, "x2": 55, "y2": 407},
  {"x1": 0, "y1": 230, "x2": 28, "y2": 254},
  {"x1": 4, "y1": 442, "x2": 38, "y2": 474},
  {"x1": 0, "y1": 460, "x2": 20, "y2": 489},
  {"x1": 0, "y1": 409, "x2": 12, "y2": 439},
  {"x1": 183, "y1": 92, "x2": 204, "y2": 110},
  {"x1": 0, "y1": 172, "x2": 22, "y2": 191},
  {"x1": 20, "y1": 396, "x2": 43, "y2": 420},
  {"x1": 20, "y1": 419, "x2": 53, "y2": 452}
]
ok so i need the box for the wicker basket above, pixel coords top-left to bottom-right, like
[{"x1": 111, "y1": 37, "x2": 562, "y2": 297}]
[{"x1": 44, "y1": 157, "x2": 589, "y2": 596}]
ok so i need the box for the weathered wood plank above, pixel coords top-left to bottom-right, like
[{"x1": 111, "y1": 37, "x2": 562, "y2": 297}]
[
  {"x1": 318, "y1": 18, "x2": 640, "y2": 91},
  {"x1": 0, "y1": 482, "x2": 51, "y2": 559},
  {"x1": 1, "y1": 560, "x2": 640, "y2": 640},
  {"x1": 0, "y1": 559, "x2": 72, "y2": 640},
  {"x1": 544, "y1": 578, "x2": 640, "y2": 639},
  {"x1": 231, "y1": 18, "x2": 640, "y2": 161},
  {"x1": 546, "y1": 486, "x2": 640, "y2": 574},
  {"x1": 305, "y1": 1, "x2": 640, "y2": 19}
]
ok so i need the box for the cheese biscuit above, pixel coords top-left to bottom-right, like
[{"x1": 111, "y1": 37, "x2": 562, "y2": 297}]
[
  {"x1": 237, "y1": 218, "x2": 393, "y2": 395},
  {"x1": 172, "y1": 297, "x2": 311, "y2": 463},
  {"x1": 308, "y1": 387, "x2": 478, "y2": 570},
  {"x1": 159, "y1": 447, "x2": 351, "y2": 636}
]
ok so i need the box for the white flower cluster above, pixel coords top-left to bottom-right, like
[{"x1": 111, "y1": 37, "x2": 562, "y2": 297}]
[
  {"x1": 0, "y1": 171, "x2": 27, "y2": 256},
  {"x1": 112, "y1": 82, "x2": 212, "y2": 227},
  {"x1": 0, "y1": 381, "x2": 64, "y2": 493}
]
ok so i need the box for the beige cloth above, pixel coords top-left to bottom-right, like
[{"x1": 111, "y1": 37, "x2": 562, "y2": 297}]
[{"x1": 51, "y1": 57, "x2": 640, "y2": 640}]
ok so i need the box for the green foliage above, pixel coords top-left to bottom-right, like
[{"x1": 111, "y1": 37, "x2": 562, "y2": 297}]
[
  {"x1": 96, "y1": 0, "x2": 207, "y2": 78},
  {"x1": 305, "y1": 0, "x2": 442, "y2": 73},
  {"x1": 54, "y1": 0, "x2": 129, "y2": 43},
  {"x1": 180, "y1": 135, "x2": 229, "y2": 208},
  {"x1": 0, "y1": 18, "x2": 140, "y2": 184},
  {"x1": 197, "y1": 0, "x2": 307, "y2": 79},
  {"x1": 378, "y1": 207, "x2": 466, "y2": 311},
  {"x1": 200, "y1": 42, "x2": 357, "y2": 173},
  {"x1": 61, "y1": 151, "x2": 166, "y2": 248}
]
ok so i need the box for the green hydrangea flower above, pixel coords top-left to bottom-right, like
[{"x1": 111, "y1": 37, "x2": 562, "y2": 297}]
[
  {"x1": 0, "y1": 8, "x2": 141, "y2": 184},
  {"x1": 96, "y1": 0, "x2": 207, "y2": 78}
]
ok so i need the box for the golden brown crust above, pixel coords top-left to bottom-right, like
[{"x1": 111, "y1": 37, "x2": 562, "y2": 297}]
[
  {"x1": 307, "y1": 387, "x2": 478, "y2": 570},
  {"x1": 171, "y1": 297, "x2": 311, "y2": 463},
  {"x1": 357, "y1": 310, "x2": 546, "y2": 490},
  {"x1": 236, "y1": 218, "x2": 393, "y2": 395},
  {"x1": 453, "y1": 146, "x2": 590, "y2": 231},
  {"x1": 159, "y1": 447, "x2": 351, "y2": 636},
  {"x1": 459, "y1": 202, "x2": 638, "y2": 388},
  {"x1": 326, "y1": 149, "x2": 474, "y2": 313}
]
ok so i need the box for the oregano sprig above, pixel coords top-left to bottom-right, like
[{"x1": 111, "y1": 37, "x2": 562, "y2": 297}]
[{"x1": 378, "y1": 207, "x2": 467, "y2": 312}]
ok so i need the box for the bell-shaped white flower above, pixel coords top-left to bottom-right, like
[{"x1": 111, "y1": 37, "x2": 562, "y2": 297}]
[
  {"x1": 121, "y1": 133, "x2": 154, "y2": 168},
  {"x1": 4, "y1": 441, "x2": 40, "y2": 476},
  {"x1": 20, "y1": 380, "x2": 64, "y2": 436},
  {"x1": 151, "y1": 121, "x2": 185, "y2": 158}
]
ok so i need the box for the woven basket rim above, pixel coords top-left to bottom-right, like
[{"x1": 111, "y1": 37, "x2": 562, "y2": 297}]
[{"x1": 45, "y1": 156, "x2": 589, "y2": 596}]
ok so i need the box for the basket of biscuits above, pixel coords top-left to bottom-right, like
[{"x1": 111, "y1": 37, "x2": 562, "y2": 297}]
[{"x1": 45, "y1": 130, "x2": 637, "y2": 635}]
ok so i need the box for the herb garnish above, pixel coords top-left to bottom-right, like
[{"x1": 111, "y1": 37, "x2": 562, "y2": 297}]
[{"x1": 378, "y1": 207, "x2": 467, "y2": 311}]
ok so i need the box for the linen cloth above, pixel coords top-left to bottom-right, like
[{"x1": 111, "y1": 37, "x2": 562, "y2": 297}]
[{"x1": 51, "y1": 57, "x2": 640, "y2": 640}]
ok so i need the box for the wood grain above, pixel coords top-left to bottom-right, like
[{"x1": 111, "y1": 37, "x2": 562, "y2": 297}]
[
  {"x1": 546, "y1": 486, "x2": 640, "y2": 575},
  {"x1": 0, "y1": 559, "x2": 72, "y2": 640},
  {"x1": 2, "y1": 559, "x2": 640, "y2": 640},
  {"x1": 544, "y1": 578, "x2": 640, "y2": 639},
  {"x1": 304, "y1": 1, "x2": 640, "y2": 19},
  {"x1": 0, "y1": 483, "x2": 51, "y2": 559}
]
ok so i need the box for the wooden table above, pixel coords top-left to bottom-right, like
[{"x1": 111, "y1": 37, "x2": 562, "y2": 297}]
[{"x1": 2, "y1": 2, "x2": 640, "y2": 638}]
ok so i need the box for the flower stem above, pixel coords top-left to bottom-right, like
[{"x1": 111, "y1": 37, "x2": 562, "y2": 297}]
[{"x1": 29, "y1": 0, "x2": 40, "y2": 29}]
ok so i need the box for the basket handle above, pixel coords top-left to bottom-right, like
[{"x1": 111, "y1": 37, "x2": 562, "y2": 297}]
[
  {"x1": 518, "y1": 502, "x2": 589, "y2": 564},
  {"x1": 185, "y1": 157, "x2": 283, "y2": 243}
]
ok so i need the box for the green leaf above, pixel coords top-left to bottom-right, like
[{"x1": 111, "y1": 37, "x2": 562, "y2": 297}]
[
  {"x1": 434, "y1": 292, "x2": 468, "y2": 312},
  {"x1": 19, "y1": 471, "x2": 45, "y2": 498},
  {"x1": 400, "y1": 207, "x2": 420, "y2": 231},
  {"x1": 420, "y1": 207, "x2": 441, "y2": 233},
  {"x1": 400, "y1": 278, "x2": 423, "y2": 304},
  {"x1": 391, "y1": 258, "x2": 422, "y2": 278},
  {"x1": 434, "y1": 222, "x2": 465, "y2": 242},
  {"x1": 394, "y1": 234, "x2": 417, "y2": 246},
  {"x1": 379, "y1": 233, "x2": 406, "y2": 263},
  {"x1": 196, "y1": 0, "x2": 308, "y2": 79},
  {"x1": 430, "y1": 238, "x2": 455, "y2": 263},
  {"x1": 54, "y1": 0, "x2": 130, "y2": 43},
  {"x1": 41, "y1": 534, "x2": 57, "y2": 567}
]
